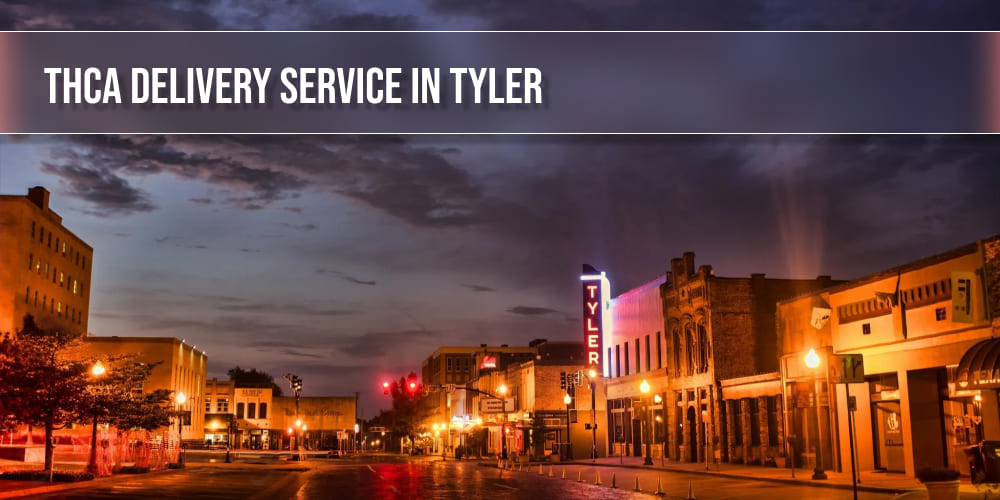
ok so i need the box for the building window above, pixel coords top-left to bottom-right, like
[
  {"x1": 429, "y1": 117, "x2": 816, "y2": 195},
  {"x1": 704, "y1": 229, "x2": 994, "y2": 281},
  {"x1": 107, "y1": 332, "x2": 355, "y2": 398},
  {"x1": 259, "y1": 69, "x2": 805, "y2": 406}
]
[
  {"x1": 635, "y1": 339, "x2": 641, "y2": 373},
  {"x1": 696, "y1": 324, "x2": 710, "y2": 373},
  {"x1": 205, "y1": 398, "x2": 212, "y2": 413},
  {"x1": 623, "y1": 343, "x2": 630, "y2": 376},
  {"x1": 217, "y1": 398, "x2": 229, "y2": 413},
  {"x1": 615, "y1": 345, "x2": 621, "y2": 378},
  {"x1": 59, "y1": 272, "x2": 64, "y2": 285},
  {"x1": 47, "y1": 233, "x2": 51, "y2": 248},
  {"x1": 34, "y1": 291, "x2": 38, "y2": 306},
  {"x1": 247, "y1": 403, "x2": 256, "y2": 419},
  {"x1": 684, "y1": 323, "x2": 695, "y2": 376},
  {"x1": 61, "y1": 242, "x2": 66, "y2": 255},
  {"x1": 862, "y1": 323, "x2": 871, "y2": 335},
  {"x1": 28, "y1": 253, "x2": 33, "y2": 270},
  {"x1": 672, "y1": 328, "x2": 682, "y2": 377},
  {"x1": 935, "y1": 307, "x2": 947, "y2": 321},
  {"x1": 39, "y1": 226, "x2": 44, "y2": 243},
  {"x1": 645, "y1": 335, "x2": 651, "y2": 373},
  {"x1": 31, "y1": 221, "x2": 35, "y2": 237},
  {"x1": 447, "y1": 358, "x2": 452, "y2": 371},
  {"x1": 656, "y1": 332, "x2": 662, "y2": 370},
  {"x1": 82, "y1": 256, "x2": 87, "y2": 270},
  {"x1": 236, "y1": 402, "x2": 245, "y2": 418},
  {"x1": 73, "y1": 280, "x2": 78, "y2": 295},
  {"x1": 259, "y1": 403, "x2": 267, "y2": 419},
  {"x1": 56, "y1": 237, "x2": 59, "y2": 252},
  {"x1": 57, "y1": 301, "x2": 61, "y2": 314},
  {"x1": 25, "y1": 287, "x2": 30, "y2": 304}
]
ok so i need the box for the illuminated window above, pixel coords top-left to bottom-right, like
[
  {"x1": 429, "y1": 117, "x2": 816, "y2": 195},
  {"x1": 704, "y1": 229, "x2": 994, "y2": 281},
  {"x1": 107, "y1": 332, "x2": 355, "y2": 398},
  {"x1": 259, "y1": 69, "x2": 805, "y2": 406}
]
[
  {"x1": 217, "y1": 398, "x2": 229, "y2": 413},
  {"x1": 36, "y1": 260, "x2": 41, "y2": 274},
  {"x1": 247, "y1": 403, "x2": 256, "y2": 419},
  {"x1": 57, "y1": 301, "x2": 61, "y2": 314},
  {"x1": 73, "y1": 280, "x2": 78, "y2": 295},
  {"x1": 236, "y1": 402, "x2": 245, "y2": 419},
  {"x1": 259, "y1": 403, "x2": 267, "y2": 419},
  {"x1": 59, "y1": 272, "x2": 64, "y2": 285},
  {"x1": 61, "y1": 242, "x2": 66, "y2": 255}
]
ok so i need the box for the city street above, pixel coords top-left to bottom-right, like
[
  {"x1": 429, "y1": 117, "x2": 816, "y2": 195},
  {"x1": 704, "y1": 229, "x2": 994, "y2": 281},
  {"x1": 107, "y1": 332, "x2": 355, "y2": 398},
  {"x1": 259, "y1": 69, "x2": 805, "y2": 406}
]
[{"x1": 27, "y1": 454, "x2": 909, "y2": 499}]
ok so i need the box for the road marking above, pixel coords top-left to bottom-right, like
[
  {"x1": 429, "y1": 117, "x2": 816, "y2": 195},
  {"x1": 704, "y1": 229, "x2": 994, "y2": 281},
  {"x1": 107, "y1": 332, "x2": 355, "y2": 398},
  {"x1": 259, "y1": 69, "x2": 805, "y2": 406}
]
[{"x1": 493, "y1": 482, "x2": 518, "y2": 491}]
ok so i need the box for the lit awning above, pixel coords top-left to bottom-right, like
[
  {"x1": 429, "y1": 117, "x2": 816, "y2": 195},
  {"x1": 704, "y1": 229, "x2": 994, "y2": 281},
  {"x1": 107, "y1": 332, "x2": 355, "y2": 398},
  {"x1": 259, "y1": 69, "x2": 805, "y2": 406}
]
[{"x1": 956, "y1": 338, "x2": 1000, "y2": 389}]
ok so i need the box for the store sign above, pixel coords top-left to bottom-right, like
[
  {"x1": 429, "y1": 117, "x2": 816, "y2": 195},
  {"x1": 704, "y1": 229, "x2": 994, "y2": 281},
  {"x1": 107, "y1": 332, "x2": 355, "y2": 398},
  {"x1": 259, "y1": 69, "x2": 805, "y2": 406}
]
[
  {"x1": 952, "y1": 271, "x2": 975, "y2": 324},
  {"x1": 479, "y1": 398, "x2": 514, "y2": 414},
  {"x1": 480, "y1": 355, "x2": 497, "y2": 369},
  {"x1": 581, "y1": 269, "x2": 610, "y2": 375}
]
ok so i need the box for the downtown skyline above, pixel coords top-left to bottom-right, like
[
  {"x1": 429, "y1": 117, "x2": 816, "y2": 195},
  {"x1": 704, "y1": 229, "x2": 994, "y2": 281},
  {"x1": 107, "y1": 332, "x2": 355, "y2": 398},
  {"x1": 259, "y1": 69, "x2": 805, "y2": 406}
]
[{"x1": 2, "y1": 135, "x2": 999, "y2": 416}]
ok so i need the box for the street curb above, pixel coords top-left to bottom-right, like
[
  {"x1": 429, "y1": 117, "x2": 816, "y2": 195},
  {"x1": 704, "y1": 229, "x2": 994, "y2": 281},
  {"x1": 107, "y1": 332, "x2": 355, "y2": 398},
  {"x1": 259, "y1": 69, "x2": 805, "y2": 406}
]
[
  {"x1": 558, "y1": 461, "x2": 921, "y2": 495},
  {"x1": 0, "y1": 467, "x2": 176, "y2": 499}
]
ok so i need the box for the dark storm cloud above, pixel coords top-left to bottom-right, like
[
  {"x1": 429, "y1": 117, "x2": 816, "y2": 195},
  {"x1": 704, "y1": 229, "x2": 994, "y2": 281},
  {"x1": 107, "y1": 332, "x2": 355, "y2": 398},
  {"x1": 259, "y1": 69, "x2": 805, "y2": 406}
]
[
  {"x1": 315, "y1": 268, "x2": 377, "y2": 286},
  {"x1": 40, "y1": 162, "x2": 156, "y2": 216},
  {"x1": 506, "y1": 306, "x2": 561, "y2": 316},
  {"x1": 4, "y1": 0, "x2": 1000, "y2": 30},
  {"x1": 239, "y1": 248, "x2": 262, "y2": 253},
  {"x1": 280, "y1": 223, "x2": 318, "y2": 231},
  {"x1": 189, "y1": 198, "x2": 212, "y2": 205},
  {"x1": 336, "y1": 329, "x2": 438, "y2": 358},
  {"x1": 460, "y1": 284, "x2": 496, "y2": 292},
  {"x1": 216, "y1": 303, "x2": 360, "y2": 317}
]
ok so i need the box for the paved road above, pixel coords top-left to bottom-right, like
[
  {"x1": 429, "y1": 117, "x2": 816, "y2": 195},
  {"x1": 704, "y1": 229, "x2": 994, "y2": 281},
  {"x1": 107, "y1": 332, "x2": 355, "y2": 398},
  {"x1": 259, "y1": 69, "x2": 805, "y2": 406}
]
[{"x1": 33, "y1": 455, "x2": 903, "y2": 499}]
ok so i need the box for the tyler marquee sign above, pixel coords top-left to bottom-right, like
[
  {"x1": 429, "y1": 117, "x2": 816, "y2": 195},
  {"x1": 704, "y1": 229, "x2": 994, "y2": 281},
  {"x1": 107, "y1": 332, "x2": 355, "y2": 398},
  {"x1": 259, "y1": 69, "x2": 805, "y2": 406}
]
[{"x1": 581, "y1": 266, "x2": 611, "y2": 377}]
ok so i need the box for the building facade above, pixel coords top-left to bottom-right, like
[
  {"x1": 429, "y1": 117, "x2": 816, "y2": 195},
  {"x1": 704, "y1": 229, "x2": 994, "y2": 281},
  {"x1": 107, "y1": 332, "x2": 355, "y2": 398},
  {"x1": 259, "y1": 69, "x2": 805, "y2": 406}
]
[
  {"x1": 0, "y1": 187, "x2": 93, "y2": 336},
  {"x1": 604, "y1": 253, "x2": 837, "y2": 465},
  {"x1": 82, "y1": 336, "x2": 208, "y2": 442},
  {"x1": 777, "y1": 235, "x2": 1000, "y2": 478},
  {"x1": 203, "y1": 379, "x2": 235, "y2": 446}
]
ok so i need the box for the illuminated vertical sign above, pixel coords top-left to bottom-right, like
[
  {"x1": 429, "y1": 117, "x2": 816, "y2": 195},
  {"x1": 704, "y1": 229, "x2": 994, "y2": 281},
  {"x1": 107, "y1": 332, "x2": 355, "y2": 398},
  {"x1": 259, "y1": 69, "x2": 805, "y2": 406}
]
[{"x1": 581, "y1": 267, "x2": 612, "y2": 377}]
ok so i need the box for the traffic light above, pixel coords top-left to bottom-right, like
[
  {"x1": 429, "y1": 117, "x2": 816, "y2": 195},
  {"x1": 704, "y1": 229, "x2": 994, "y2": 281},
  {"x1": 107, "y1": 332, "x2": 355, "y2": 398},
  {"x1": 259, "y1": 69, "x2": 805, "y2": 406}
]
[
  {"x1": 406, "y1": 374, "x2": 419, "y2": 393},
  {"x1": 382, "y1": 381, "x2": 390, "y2": 395},
  {"x1": 560, "y1": 371, "x2": 567, "y2": 390},
  {"x1": 574, "y1": 371, "x2": 582, "y2": 386}
]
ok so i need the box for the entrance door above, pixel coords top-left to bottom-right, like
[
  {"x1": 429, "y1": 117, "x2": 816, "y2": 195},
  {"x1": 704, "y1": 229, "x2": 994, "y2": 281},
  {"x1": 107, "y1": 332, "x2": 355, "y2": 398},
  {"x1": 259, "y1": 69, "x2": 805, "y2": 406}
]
[
  {"x1": 687, "y1": 406, "x2": 698, "y2": 463},
  {"x1": 872, "y1": 401, "x2": 904, "y2": 472},
  {"x1": 631, "y1": 418, "x2": 642, "y2": 457}
]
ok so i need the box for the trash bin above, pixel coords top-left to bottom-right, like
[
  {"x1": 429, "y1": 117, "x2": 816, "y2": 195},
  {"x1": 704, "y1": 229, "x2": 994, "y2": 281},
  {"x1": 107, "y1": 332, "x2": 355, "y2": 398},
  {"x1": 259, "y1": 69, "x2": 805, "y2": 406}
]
[
  {"x1": 964, "y1": 445, "x2": 985, "y2": 484},
  {"x1": 980, "y1": 441, "x2": 1000, "y2": 483}
]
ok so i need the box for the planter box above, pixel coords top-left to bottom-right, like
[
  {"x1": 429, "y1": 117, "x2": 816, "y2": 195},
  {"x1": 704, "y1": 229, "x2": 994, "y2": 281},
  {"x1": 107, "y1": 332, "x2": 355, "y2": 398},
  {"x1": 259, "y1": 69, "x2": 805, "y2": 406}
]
[
  {"x1": 0, "y1": 445, "x2": 45, "y2": 463},
  {"x1": 923, "y1": 480, "x2": 960, "y2": 500}
]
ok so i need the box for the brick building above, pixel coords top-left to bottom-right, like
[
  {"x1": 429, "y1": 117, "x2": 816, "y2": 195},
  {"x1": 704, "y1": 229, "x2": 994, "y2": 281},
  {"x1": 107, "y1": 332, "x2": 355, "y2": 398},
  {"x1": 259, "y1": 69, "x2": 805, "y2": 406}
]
[{"x1": 0, "y1": 187, "x2": 93, "y2": 336}]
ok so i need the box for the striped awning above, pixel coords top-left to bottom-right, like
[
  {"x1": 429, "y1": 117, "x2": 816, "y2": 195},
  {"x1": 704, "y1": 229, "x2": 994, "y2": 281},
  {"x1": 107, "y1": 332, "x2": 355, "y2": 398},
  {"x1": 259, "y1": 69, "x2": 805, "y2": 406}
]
[{"x1": 957, "y1": 337, "x2": 1000, "y2": 389}]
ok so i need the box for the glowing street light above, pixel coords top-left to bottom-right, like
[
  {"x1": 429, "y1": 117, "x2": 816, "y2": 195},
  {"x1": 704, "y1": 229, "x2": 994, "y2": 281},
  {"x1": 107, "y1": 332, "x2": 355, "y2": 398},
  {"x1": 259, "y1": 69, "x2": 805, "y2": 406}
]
[
  {"x1": 639, "y1": 379, "x2": 653, "y2": 465},
  {"x1": 175, "y1": 391, "x2": 187, "y2": 466},
  {"x1": 85, "y1": 361, "x2": 107, "y2": 475},
  {"x1": 805, "y1": 348, "x2": 827, "y2": 480},
  {"x1": 497, "y1": 383, "x2": 509, "y2": 459}
]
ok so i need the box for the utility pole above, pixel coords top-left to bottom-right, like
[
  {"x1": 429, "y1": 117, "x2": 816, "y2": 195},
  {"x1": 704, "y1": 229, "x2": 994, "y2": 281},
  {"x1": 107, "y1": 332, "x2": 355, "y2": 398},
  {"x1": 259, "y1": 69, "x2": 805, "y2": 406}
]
[{"x1": 285, "y1": 373, "x2": 303, "y2": 460}]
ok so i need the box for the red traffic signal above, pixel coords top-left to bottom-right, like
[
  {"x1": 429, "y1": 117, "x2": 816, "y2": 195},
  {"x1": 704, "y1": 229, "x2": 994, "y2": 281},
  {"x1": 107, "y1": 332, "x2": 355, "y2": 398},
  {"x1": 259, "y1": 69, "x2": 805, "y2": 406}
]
[
  {"x1": 382, "y1": 381, "x2": 390, "y2": 395},
  {"x1": 406, "y1": 374, "x2": 419, "y2": 393}
]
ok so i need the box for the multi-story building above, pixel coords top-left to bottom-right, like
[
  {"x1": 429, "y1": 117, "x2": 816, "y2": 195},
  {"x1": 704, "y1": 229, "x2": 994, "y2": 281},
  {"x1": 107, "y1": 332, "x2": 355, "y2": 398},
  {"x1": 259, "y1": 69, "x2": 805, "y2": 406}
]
[
  {"x1": 234, "y1": 387, "x2": 274, "y2": 449},
  {"x1": 203, "y1": 379, "x2": 235, "y2": 446},
  {"x1": 777, "y1": 234, "x2": 1000, "y2": 478},
  {"x1": 271, "y1": 396, "x2": 358, "y2": 451},
  {"x1": 604, "y1": 253, "x2": 838, "y2": 465},
  {"x1": 0, "y1": 186, "x2": 93, "y2": 336},
  {"x1": 82, "y1": 336, "x2": 208, "y2": 442}
]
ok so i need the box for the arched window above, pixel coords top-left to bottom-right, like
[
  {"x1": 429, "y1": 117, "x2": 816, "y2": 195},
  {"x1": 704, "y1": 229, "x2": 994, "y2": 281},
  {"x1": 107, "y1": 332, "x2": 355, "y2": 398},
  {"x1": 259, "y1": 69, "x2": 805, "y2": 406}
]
[
  {"x1": 684, "y1": 323, "x2": 696, "y2": 376},
  {"x1": 672, "y1": 328, "x2": 682, "y2": 377},
  {"x1": 697, "y1": 323, "x2": 710, "y2": 373}
]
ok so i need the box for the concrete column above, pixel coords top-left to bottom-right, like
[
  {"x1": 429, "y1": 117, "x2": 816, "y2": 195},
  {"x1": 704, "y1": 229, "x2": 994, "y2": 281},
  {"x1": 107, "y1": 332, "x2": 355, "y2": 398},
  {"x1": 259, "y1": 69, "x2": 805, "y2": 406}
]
[
  {"x1": 982, "y1": 390, "x2": 1000, "y2": 441},
  {"x1": 740, "y1": 399, "x2": 751, "y2": 463},
  {"x1": 726, "y1": 400, "x2": 736, "y2": 462},
  {"x1": 758, "y1": 396, "x2": 769, "y2": 460}
]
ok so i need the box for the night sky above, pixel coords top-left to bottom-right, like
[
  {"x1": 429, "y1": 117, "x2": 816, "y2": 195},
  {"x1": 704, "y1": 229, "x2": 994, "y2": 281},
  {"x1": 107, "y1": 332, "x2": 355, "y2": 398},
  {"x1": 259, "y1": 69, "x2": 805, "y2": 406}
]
[{"x1": 3, "y1": 1, "x2": 1000, "y2": 418}]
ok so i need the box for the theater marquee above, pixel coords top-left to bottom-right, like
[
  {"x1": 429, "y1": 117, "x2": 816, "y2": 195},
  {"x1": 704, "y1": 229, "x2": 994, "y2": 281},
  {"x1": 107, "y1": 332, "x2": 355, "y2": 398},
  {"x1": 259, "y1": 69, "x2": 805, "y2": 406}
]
[{"x1": 581, "y1": 266, "x2": 612, "y2": 377}]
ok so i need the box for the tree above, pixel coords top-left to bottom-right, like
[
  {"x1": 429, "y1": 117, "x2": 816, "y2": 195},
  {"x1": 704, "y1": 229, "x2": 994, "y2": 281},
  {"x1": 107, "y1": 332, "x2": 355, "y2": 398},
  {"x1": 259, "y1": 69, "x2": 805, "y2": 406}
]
[
  {"x1": 0, "y1": 315, "x2": 90, "y2": 471},
  {"x1": 227, "y1": 366, "x2": 283, "y2": 396},
  {"x1": 371, "y1": 372, "x2": 429, "y2": 449}
]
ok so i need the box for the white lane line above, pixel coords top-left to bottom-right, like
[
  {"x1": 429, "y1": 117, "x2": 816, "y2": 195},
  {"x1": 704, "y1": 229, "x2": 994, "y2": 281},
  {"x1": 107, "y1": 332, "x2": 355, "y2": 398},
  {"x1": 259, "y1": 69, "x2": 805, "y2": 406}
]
[
  {"x1": 493, "y1": 483, "x2": 518, "y2": 491},
  {"x1": 367, "y1": 465, "x2": 376, "y2": 473}
]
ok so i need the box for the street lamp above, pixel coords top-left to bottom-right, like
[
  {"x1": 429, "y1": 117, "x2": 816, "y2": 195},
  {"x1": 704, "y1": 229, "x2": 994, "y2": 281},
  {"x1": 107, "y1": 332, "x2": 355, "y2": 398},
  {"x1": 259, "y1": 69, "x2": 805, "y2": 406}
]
[
  {"x1": 85, "y1": 361, "x2": 106, "y2": 475},
  {"x1": 176, "y1": 391, "x2": 187, "y2": 466},
  {"x1": 564, "y1": 393, "x2": 573, "y2": 460},
  {"x1": 640, "y1": 379, "x2": 653, "y2": 466},
  {"x1": 805, "y1": 348, "x2": 827, "y2": 480},
  {"x1": 654, "y1": 393, "x2": 664, "y2": 466},
  {"x1": 498, "y1": 383, "x2": 509, "y2": 459}
]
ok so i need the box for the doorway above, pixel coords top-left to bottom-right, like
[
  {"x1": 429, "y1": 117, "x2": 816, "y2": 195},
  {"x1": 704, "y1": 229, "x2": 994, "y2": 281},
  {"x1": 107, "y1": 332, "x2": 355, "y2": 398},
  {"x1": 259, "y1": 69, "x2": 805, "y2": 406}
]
[
  {"x1": 686, "y1": 406, "x2": 698, "y2": 463},
  {"x1": 631, "y1": 418, "x2": 642, "y2": 457},
  {"x1": 871, "y1": 401, "x2": 904, "y2": 472}
]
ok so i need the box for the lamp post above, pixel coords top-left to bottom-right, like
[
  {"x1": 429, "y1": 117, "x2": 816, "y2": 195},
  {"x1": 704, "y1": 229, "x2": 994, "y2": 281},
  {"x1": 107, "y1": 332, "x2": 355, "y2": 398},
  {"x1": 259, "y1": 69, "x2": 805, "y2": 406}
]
[
  {"x1": 498, "y1": 383, "x2": 509, "y2": 459},
  {"x1": 85, "y1": 361, "x2": 106, "y2": 475},
  {"x1": 587, "y1": 369, "x2": 598, "y2": 462},
  {"x1": 654, "y1": 393, "x2": 663, "y2": 466},
  {"x1": 563, "y1": 393, "x2": 573, "y2": 460},
  {"x1": 805, "y1": 348, "x2": 827, "y2": 480},
  {"x1": 640, "y1": 379, "x2": 653, "y2": 465},
  {"x1": 176, "y1": 391, "x2": 187, "y2": 466}
]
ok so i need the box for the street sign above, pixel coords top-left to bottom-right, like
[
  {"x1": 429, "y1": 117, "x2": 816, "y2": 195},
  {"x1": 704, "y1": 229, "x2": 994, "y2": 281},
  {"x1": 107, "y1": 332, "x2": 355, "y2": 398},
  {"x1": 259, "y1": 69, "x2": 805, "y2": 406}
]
[
  {"x1": 480, "y1": 398, "x2": 514, "y2": 413},
  {"x1": 369, "y1": 426, "x2": 386, "y2": 433},
  {"x1": 830, "y1": 354, "x2": 865, "y2": 384},
  {"x1": 445, "y1": 384, "x2": 456, "y2": 393}
]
